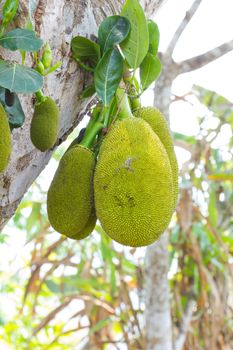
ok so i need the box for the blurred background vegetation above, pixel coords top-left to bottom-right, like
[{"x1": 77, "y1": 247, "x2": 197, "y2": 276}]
[{"x1": 0, "y1": 84, "x2": 232, "y2": 350}]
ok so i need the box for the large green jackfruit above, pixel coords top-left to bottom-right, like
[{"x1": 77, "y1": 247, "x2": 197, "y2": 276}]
[
  {"x1": 94, "y1": 118, "x2": 174, "y2": 247},
  {"x1": 47, "y1": 145, "x2": 96, "y2": 239},
  {"x1": 30, "y1": 97, "x2": 59, "y2": 152},
  {"x1": 72, "y1": 209, "x2": 96, "y2": 240},
  {"x1": 134, "y1": 107, "x2": 178, "y2": 209},
  {"x1": 0, "y1": 103, "x2": 11, "y2": 173}
]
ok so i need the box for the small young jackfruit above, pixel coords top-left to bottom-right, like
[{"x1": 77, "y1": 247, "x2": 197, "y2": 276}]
[
  {"x1": 94, "y1": 118, "x2": 174, "y2": 247},
  {"x1": 134, "y1": 107, "x2": 178, "y2": 209},
  {"x1": 47, "y1": 145, "x2": 95, "y2": 239},
  {"x1": 30, "y1": 97, "x2": 59, "y2": 152},
  {"x1": 0, "y1": 103, "x2": 11, "y2": 173}
]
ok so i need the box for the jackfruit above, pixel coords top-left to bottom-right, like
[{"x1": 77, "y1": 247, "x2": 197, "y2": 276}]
[
  {"x1": 94, "y1": 118, "x2": 174, "y2": 247},
  {"x1": 47, "y1": 145, "x2": 96, "y2": 239},
  {"x1": 30, "y1": 97, "x2": 59, "y2": 152},
  {"x1": 134, "y1": 107, "x2": 178, "y2": 209},
  {"x1": 0, "y1": 103, "x2": 11, "y2": 173},
  {"x1": 68, "y1": 209, "x2": 97, "y2": 240}
]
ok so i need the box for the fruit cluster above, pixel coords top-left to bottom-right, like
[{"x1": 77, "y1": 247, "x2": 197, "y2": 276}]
[
  {"x1": 0, "y1": 0, "x2": 179, "y2": 248},
  {"x1": 47, "y1": 104, "x2": 178, "y2": 247}
]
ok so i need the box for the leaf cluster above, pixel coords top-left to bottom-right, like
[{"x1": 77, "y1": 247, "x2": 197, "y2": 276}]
[{"x1": 71, "y1": 0, "x2": 161, "y2": 107}]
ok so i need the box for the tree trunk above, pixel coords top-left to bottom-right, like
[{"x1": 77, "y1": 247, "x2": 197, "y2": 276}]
[
  {"x1": 0, "y1": 0, "x2": 167, "y2": 230},
  {"x1": 145, "y1": 54, "x2": 179, "y2": 350},
  {"x1": 144, "y1": 0, "x2": 233, "y2": 346}
]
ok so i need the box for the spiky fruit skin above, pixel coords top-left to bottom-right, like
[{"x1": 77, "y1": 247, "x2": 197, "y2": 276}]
[
  {"x1": 94, "y1": 118, "x2": 174, "y2": 247},
  {"x1": 30, "y1": 97, "x2": 59, "y2": 152},
  {"x1": 68, "y1": 210, "x2": 96, "y2": 241},
  {"x1": 0, "y1": 103, "x2": 11, "y2": 173},
  {"x1": 134, "y1": 107, "x2": 178, "y2": 209},
  {"x1": 47, "y1": 145, "x2": 96, "y2": 239}
]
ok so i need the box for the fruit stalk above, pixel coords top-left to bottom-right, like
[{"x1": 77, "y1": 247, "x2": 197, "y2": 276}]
[{"x1": 35, "y1": 90, "x2": 46, "y2": 103}]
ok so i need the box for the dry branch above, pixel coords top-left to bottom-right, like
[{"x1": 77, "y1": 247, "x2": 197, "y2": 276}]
[
  {"x1": 166, "y1": 0, "x2": 203, "y2": 55},
  {"x1": 175, "y1": 299, "x2": 196, "y2": 350},
  {"x1": 178, "y1": 39, "x2": 233, "y2": 73}
]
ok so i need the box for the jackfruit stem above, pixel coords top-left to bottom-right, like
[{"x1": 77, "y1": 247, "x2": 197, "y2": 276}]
[
  {"x1": 86, "y1": 107, "x2": 101, "y2": 133},
  {"x1": 130, "y1": 95, "x2": 141, "y2": 112},
  {"x1": 35, "y1": 90, "x2": 46, "y2": 103},
  {"x1": 115, "y1": 88, "x2": 134, "y2": 120},
  {"x1": 80, "y1": 121, "x2": 103, "y2": 148},
  {"x1": 123, "y1": 69, "x2": 141, "y2": 112}
]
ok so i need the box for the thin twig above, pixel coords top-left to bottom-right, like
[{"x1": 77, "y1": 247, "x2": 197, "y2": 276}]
[
  {"x1": 175, "y1": 299, "x2": 196, "y2": 350},
  {"x1": 32, "y1": 294, "x2": 115, "y2": 336},
  {"x1": 166, "y1": 0, "x2": 203, "y2": 55}
]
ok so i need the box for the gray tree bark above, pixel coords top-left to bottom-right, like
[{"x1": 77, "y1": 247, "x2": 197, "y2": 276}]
[
  {"x1": 0, "y1": 0, "x2": 167, "y2": 229},
  {"x1": 145, "y1": 53, "x2": 178, "y2": 350}
]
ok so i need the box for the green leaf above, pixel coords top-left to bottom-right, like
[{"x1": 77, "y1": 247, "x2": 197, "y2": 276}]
[
  {"x1": 1, "y1": 0, "x2": 18, "y2": 35},
  {"x1": 208, "y1": 173, "x2": 233, "y2": 182},
  {"x1": 26, "y1": 202, "x2": 41, "y2": 233},
  {"x1": 89, "y1": 318, "x2": 111, "y2": 335},
  {"x1": 71, "y1": 36, "x2": 100, "y2": 68},
  {"x1": 0, "y1": 60, "x2": 43, "y2": 93},
  {"x1": 0, "y1": 86, "x2": 25, "y2": 128},
  {"x1": 0, "y1": 29, "x2": 43, "y2": 52},
  {"x1": 173, "y1": 132, "x2": 196, "y2": 145},
  {"x1": 99, "y1": 228, "x2": 113, "y2": 262},
  {"x1": 120, "y1": 0, "x2": 149, "y2": 69},
  {"x1": 140, "y1": 53, "x2": 161, "y2": 90},
  {"x1": 94, "y1": 49, "x2": 123, "y2": 106},
  {"x1": 98, "y1": 15, "x2": 130, "y2": 53},
  {"x1": 80, "y1": 84, "x2": 96, "y2": 98},
  {"x1": 148, "y1": 19, "x2": 160, "y2": 55},
  {"x1": 208, "y1": 190, "x2": 218, "y2": 227},
  {"x1": 193, "y1": 85, "x2": 233, "y2": 120},
  {"x1": 110, "y1": 263, "x2": 117, "y2": 296}
]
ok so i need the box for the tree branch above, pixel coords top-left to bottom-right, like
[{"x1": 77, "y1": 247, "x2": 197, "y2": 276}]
[
  {"x1": 175, "y1": 299, "x2": 196, "y2": 350},
  {"x1": 178, "y1": 39, "x2": 233, "y2": 73},
  {"x1": 166, "y1": 0, "x2": 203, "y2": 55}
]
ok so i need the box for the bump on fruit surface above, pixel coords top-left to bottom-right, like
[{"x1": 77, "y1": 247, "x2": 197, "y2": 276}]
[
  {"x1": 94, "y1": 118, "x2": 174, "y2": 247},
  {"x1": 30, "y1": 97, "x2": 59, "y2": 152},
  {"x1": 0, "y1": 103, "x2": 11, "y2": 173},
  {"x1": 47, "y1": 145, "x2": 96, "y2": 239},
  {"x1": 134, "y1": 106, "x2": 178, "y2": 209}
]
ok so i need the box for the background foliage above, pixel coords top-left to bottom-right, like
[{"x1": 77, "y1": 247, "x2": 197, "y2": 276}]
[{"x1": 0, "y1": 84, "x2": 232, "y2": 350}]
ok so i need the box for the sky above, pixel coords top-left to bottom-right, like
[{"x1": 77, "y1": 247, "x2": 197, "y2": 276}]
[
  {"x1": 156, "y1": 0, "x2": 233, "y2": 101},
  {"x1": 151, "y1": 0, "x2": 233, "y2": 166}
]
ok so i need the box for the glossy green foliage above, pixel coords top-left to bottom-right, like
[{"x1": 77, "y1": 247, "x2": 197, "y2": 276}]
[
  {"x1": 71, "y1": 36, "x2": 101, "y2": 69},
  {"x1": 0, "y1": 86, "x2": 25, "y2": 129},
  {"x1": 140, "y1": 53, "x2": 161, "y2": 90},
  {"x1": 148, "y1": 19, "x2": 160, "y2": 55},
  {"x1": 94, "y1": 49, "x2": 123, "y2": 106},
  {"x1": 0, "y1": 60, "x2": 43, "y2": 93},
  {"x1": 0, "y1": 28, "x2": 43, "y2": 52},
  {"x1": 120, "y1": 0, "x2": 149, "y2": 69},
  {"x1": 98, "y1": 15, "x2": 130, "y2": 53}
]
